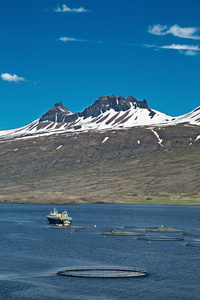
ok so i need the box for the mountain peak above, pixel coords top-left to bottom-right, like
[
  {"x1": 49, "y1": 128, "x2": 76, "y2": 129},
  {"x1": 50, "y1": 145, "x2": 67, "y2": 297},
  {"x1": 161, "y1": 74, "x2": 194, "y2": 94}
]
[
  {"x1": 39, "y1": 94, "x2": 150, "y2": 124},
  {"x1": 54, "y1": 102, "x2": 65, "y2": 108},
  {"x1": 79, "y1": 94, "x2": 149, "y2": 119},
  {"x1": 40, "y1": 102, "x2": 72, "y2": 123}
]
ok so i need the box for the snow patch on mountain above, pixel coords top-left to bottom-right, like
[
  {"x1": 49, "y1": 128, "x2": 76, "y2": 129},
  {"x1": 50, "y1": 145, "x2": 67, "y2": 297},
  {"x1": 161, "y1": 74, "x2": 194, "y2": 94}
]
[
  {"x1": 102, "y1": 137, "x2": 109, "y2": 143},
  {"x1": 195, "y1": 135, "x2": 200, "y2": 141},
  {"x1": 56, "y1": 145, "x2": 63, "y2": 150},
  {"x1": 0, "y1": 97, "x2": 199, "y2": 142},
  {"x1": 151, "y1": 129, "x2": 163, "y2": 146}
]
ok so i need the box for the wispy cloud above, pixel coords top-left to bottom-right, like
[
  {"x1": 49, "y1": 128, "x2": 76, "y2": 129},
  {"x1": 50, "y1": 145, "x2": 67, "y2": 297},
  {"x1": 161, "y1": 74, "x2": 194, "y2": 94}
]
[
  {"x1": 54, "y1": 4, "x2": 89, "y2": 13},
  {"x1": 161, "y1": 44, "x2": 200, "y2": 51},
  {"x1": 1, "y1": 73, "x2": 26, "y2": 83},
  {"x1": 59, "y1": 37, "x2": 106, "y2": 44},
  {"x1": 148, "y1": 24, "x2": 200, "y2": 40},
  {"x1": 59, "y1": 29, "x2": 200, "y2": 56},
  {"x1": 148, "y1": 24, "x2": 168, "y2": 36},
  {"x1": 144, "y1": 43, "x2": 200, "y2": 56},
  {"x1": 161, "y1": 43, "x2": 200, "y2": 56},
  {"x1": 147, "y1": 24, "x2": 200, "y2": 55},
  {"x1": 59, "y1": 37, "x2": 86, "y2": 42}
]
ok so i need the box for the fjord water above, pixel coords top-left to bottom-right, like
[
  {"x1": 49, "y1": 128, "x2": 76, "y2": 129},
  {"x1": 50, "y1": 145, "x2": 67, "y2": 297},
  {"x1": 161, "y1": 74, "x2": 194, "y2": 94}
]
[{"x1": 1, "y1": 203, "x2": 200, "y2": 300}]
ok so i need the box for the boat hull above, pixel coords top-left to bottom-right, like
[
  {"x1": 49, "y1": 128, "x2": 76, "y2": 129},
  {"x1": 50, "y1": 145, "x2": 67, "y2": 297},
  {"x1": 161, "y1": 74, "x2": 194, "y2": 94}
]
[{"x1": 47, "y1": 217, "x2": 68, "y2": 224}]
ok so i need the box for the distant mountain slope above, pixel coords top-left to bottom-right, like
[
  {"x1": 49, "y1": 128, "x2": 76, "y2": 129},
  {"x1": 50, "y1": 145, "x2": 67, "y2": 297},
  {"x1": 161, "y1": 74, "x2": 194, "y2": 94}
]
[
  {"x1": 0, "y1": 124, "x2": 200, "y2": 204},
  {"x1": 0, "y1": 94, "x2": 200, "y2": 141}
]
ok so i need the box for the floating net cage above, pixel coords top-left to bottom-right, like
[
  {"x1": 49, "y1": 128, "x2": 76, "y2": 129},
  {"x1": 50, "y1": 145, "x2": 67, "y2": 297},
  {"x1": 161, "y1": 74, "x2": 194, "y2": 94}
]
[
  {"x1": 124, "y1": 226, "x2": 184, "y2": 232},
  {"x1": 102, "y1": 230, "x2": 145, "y2": 236},
  {"x1": 57, "y1": 266, "x2": 149, "y2": 278},
  {"x1": 186, "y1": 242, "x2": 200, "y2": 247},
  {"x1": 137, "y1": 236, "x2": 185, "y2": 241},
  {"x1": 183, "y1": 232, "x2": 200, "y2": 237},
  {"x1": 124, "y1": 226, "x2": 155, "y2": 229},
  {"x1": 145, "y1": 227, "x2": 184, "y2": 233}
]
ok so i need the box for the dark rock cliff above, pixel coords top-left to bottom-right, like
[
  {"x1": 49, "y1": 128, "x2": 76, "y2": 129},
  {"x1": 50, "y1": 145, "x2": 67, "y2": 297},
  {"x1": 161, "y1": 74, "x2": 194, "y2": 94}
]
[
  {"x1": 39, "y1": 95, "x2": 149, "y2": 123},
  {"x1": 40, "y1": 102, "x2": 72, "y2": 123}
]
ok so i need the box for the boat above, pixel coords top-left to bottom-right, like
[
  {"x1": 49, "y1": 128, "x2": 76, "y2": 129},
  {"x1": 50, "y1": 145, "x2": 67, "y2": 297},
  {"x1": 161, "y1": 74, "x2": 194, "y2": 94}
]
[{"x1": 47, "y1": 208, "x2": 72, "y2": 225}]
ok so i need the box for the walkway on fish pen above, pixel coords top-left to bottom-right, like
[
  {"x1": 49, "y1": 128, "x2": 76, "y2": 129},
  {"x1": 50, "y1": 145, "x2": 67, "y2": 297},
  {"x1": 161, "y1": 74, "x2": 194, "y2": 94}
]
[
  {"x1": 137, "y1": 236, "x2": 185, "y2": 241},
  {"x1": 57, "y1": 266, "x2": 149, "y2": 278},
  {"x1": 186, "y1": 242, "x2": 200, "y2": 247}
]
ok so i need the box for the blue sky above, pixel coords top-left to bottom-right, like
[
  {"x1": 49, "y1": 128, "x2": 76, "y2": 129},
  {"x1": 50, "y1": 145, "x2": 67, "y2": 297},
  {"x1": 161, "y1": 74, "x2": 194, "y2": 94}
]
[{"x1": 1, "y1": 0, "x2": 200, "y2": 129}]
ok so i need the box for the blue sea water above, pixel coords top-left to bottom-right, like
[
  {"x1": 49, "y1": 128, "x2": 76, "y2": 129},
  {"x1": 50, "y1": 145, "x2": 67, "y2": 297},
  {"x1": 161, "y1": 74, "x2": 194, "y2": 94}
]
[{"x1": 0, "y1": 203, "x2": 200, "y2": 300}]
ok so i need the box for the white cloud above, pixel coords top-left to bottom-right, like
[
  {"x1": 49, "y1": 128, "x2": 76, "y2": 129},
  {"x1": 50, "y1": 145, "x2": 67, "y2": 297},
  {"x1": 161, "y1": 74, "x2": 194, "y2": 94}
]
[
  {"x1": 161, "y1": 43, "x2": 200, "y2": 56},
  {"x1": 54, "y1": 4, "x2": 89, "y2": 13},
  {"x1": 181, "y1": 49, "x2": 199, "y2": 56},
  {"x1": 73, "y1": 7, "x2": 88, "y2": 13},
  {"x1": 148, "y1": 24, "x2": 200, "y2": 40},
  {"x1": 59, "y1": 37, "x2": 86, "y2": 42},
  {"x1": 161, "y1": 44, "x2": 200, "y2": 51},
  {"x1": 145, "y1": 43, "x2": 200, "y2": 56},
  {"x1": 59, "y1": 37, "x2": 107, "y2": 44},
  {"x1": 1, "y1": 73, "x2": 26, "y2": 83},
  {"x1": 54, "y1": 4, "x2": 71, "y2": 12},
  {"x1": 148, "y1": 24, "x2": 168, "y2": 36},
  {"x1": 167, "y1": 25, "x2": 200, "y2": 40}
]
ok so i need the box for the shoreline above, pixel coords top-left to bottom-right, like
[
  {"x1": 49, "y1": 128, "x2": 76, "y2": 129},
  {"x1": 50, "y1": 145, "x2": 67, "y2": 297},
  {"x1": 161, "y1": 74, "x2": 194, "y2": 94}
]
[{"x1": 0, "y1": 198, "x2": 200, "y2": 206}]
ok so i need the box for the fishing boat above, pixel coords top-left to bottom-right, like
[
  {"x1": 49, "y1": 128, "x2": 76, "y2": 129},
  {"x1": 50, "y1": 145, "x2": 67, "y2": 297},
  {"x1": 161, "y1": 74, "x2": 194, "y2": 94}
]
[{"x1": 47, "y1": 208, "x2": 72, "y2": 225}]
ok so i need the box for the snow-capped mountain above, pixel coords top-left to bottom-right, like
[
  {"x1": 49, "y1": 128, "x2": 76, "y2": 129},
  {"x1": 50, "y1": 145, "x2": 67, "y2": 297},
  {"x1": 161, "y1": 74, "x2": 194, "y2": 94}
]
[
  {"x1": 1, "y1": 94, "x2": 200, "y2": 204},
  {"x1": 0, "y1": 95, "x2": 200, "y2": 141}
]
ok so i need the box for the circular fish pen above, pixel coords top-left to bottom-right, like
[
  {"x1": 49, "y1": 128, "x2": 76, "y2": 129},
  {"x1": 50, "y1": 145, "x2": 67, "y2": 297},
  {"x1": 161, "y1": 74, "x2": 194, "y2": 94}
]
[
  {"x1": 137, "y1": 236, "x2": 185, "y2": 241},
  {"x1": 125, "y1": 226, "x2": 156, "y2": 230},
  {"x1": 145, "y1": 227, "x2": 184, "y2": 232},
  {"x1": 186, "y1": 242, "x2": 200, "y2": 247},
  {"x1": 102, "y1": 230, "x2": 145, "y2": 236},
  {"x1": 57, "y1": 266, "x2": 149, "y2": 278}
]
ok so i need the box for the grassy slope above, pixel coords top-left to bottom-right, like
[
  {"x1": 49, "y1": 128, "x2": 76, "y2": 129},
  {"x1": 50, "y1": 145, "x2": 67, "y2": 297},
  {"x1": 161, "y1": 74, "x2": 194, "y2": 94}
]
[{"x1": 0, "y1": 124, "x2": 199, "y2": 204}]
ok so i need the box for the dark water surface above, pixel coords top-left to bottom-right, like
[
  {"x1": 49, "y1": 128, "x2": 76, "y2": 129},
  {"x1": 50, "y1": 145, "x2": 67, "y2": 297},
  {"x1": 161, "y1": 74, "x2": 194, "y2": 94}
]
[{"x1": 0, "y1": 203, "x2": 200, "y2": 299}]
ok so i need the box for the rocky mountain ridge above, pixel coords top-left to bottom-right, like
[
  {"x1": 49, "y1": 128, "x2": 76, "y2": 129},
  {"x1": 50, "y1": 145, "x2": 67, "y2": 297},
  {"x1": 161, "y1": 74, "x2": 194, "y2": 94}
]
[
  {"x1": 40, "y1": 95, "x2": 149, "y2": 123},
  {"x1": 0, "y1": 94, "x2": 200, "y2": 141}
]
